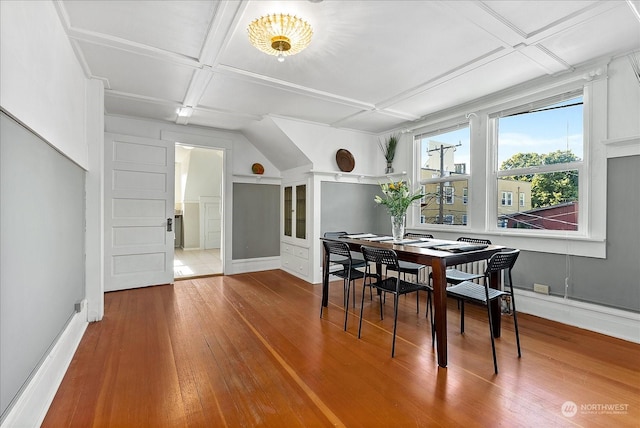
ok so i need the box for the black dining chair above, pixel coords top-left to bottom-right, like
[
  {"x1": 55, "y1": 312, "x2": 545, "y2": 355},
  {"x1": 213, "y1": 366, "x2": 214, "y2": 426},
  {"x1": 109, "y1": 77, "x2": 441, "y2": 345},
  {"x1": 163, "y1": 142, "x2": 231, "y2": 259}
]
[
  {"x1": 321, "y1": 239, "x2": 366, "y2": 330},
  {"x1": 323, "y1": 231, "x2": 367, "y2": 269},
  {"x1": 446, "y1": 249, "x2": 521, "y2": 373},
  {"x1": 358, "y1": 245, "x2": 431, "y2": 357},
  {"x1": 385, "y1": 232, "x2": 434, "y2": 318},
  {"x1": 443, "y1": 237, "x2": 493, "y2": 285}
]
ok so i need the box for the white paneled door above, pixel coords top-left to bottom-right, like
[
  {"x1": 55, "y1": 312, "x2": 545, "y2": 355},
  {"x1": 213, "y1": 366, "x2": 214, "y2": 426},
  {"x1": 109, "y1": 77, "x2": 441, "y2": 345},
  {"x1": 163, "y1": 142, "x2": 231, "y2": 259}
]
[
  {"x1": 105, "y1": 134, "x2": 175, "y2": 292},
  {"x1": 200, "y1": 196, "x2": 221, "y2": 249}
]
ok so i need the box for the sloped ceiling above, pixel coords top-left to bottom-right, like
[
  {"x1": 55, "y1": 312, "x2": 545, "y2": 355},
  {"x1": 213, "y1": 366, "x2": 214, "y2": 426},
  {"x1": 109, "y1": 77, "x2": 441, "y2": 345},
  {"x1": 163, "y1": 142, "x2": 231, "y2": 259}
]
[{"x1": 56, "y1": 0, "x2": 640, "y2": 168}]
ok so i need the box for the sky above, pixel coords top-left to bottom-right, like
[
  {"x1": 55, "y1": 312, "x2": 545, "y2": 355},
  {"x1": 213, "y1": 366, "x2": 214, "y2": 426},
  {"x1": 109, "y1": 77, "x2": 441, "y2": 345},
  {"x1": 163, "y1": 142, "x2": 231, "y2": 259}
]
[{"x1": 419, "y1": 97, "x2": 584, "y2": 173}]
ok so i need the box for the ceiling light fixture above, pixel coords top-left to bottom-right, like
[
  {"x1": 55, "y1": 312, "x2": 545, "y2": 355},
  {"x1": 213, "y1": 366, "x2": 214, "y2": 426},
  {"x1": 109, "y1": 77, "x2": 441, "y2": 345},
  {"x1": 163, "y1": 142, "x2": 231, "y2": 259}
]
[
  {"x1": 247, "y1": 14, "x2": 313, "y2": 62},
  {"x1": 177, "y1": 106, "x2": 193, "y2": 117}
]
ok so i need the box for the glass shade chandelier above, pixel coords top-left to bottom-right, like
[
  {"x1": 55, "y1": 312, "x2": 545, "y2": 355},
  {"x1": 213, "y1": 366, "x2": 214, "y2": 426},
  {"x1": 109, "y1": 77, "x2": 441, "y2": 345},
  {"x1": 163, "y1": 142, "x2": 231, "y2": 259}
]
[{"x1": 247, "y1": 14, "x2": 313, "y2": 62}]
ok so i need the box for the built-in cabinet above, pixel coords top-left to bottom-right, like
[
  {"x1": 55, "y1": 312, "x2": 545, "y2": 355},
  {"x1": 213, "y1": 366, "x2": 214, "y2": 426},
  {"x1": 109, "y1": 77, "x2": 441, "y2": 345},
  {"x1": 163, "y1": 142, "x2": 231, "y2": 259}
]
[{"x1": 281, "y1": 181, "x2": 311, "y2": 280}]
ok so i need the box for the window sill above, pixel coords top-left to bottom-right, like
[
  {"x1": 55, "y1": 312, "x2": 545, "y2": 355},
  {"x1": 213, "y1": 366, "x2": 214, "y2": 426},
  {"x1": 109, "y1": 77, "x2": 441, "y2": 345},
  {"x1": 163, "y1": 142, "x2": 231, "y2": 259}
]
[
  {"x1": 412, "y1": 225, "x2": 606, "y2": 258},
  {"x1": 488, "y1": 231, "x2": 606, "y2": 258}
]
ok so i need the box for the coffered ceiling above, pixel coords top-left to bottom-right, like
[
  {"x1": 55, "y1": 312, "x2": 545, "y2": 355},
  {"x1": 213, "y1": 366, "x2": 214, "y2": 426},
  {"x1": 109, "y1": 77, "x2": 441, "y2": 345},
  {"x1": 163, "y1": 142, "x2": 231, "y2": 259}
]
[{"x1": 56, "y1": 0, "x2": 640, "y2": 136}]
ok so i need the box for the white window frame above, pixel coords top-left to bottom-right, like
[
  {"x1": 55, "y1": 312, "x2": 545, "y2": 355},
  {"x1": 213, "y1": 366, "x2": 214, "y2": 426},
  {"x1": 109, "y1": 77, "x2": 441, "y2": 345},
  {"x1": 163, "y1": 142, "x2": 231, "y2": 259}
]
[
  {"x1": 519, "y1": 192, "x2": 525, "y2": 207},
  {"x1": 410, "y1": 71, "x2": 607, "y2": 258},
  {"x1": 412, "y1": 121, "x2": 471, "y2": 232},
  {"x1": 489, "y1": 89, "x2": 587, "y2": 238}
]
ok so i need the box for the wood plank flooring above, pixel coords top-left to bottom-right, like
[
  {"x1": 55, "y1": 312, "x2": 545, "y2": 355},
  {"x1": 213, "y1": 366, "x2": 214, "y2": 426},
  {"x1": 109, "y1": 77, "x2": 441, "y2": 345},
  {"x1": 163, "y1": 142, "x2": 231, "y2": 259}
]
[{"x1": 43, "y1": 270, "x2": 640, "y2": 427}]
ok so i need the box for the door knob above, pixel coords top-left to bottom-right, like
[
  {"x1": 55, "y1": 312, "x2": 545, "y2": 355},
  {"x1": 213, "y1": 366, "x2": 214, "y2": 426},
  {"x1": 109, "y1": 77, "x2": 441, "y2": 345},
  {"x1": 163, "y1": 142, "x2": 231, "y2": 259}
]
[{"x1": 167, "y1": 218, "x2": 173, "y2": 232}]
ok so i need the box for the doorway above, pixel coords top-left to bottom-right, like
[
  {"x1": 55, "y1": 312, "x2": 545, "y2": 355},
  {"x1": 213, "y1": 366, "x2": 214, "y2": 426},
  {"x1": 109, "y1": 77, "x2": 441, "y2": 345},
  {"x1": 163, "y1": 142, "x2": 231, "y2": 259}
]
[{"x1": 174, "y1": 144, "x2": 224, "y2": 279}]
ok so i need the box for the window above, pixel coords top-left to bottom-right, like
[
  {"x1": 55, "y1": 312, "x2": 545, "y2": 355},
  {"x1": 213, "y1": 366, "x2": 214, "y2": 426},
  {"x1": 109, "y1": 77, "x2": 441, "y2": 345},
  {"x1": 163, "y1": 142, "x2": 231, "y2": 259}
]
[
  {"x1": 494, "y1": 94, "x2": 583, "y2": 232},
  {"x1": 444, "y1": 186, "x2": 454, "y2": 204},
  {"x1": 410, "y1": 82, "x2": 604, "y2": 257},
  {"x1": 501, "y1": 191, "x2": 513, "y2": 206},
  {"x1": 415, "y1": 125, "x2": 470, "y2": 226}
]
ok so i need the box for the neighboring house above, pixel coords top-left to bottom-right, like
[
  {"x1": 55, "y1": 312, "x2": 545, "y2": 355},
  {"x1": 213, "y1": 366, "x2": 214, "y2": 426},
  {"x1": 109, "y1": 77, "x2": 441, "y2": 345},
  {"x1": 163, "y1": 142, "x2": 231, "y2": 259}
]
[
  {"x1": 497, "y1": 179, "x2": 533, "y2": 220},
  {"x1": 501, "y1": 201, "x2": 578, "y2": 231},
  {"x1": 419, "y1": 169, "x2": 532, "y2": 226}
]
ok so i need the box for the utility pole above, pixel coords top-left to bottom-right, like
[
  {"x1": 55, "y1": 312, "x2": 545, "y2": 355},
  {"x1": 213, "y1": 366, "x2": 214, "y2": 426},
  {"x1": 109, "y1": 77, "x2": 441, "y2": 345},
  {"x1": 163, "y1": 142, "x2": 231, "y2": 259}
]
[{"x1": 426, "y1": 141, "x2": 461, "y2": 224}]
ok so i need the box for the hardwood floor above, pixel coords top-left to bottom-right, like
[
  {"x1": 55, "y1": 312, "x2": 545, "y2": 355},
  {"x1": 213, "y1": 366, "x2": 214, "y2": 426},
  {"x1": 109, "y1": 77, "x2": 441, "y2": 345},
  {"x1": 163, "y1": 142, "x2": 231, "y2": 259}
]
[{"x1": 43, "y1": 270, "x2": 639, "y2": 427}]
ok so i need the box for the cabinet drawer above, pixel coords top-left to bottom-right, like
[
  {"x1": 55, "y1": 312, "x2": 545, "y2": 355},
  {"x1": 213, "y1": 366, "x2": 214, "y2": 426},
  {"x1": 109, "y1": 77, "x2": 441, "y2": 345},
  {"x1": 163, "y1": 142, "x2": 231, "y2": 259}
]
[
  {"x1": 282, "y1": 253, "x2": 309, "y2": 276},
  {"x1": 282, "y1": 243, "x2": 294, "y2": 255},
  {"x1": 294, "y1": 246, "x2": 309, "y2": 260},
  {"x1": 282, "y1": 243, "x2": 309, "y2": 259}
]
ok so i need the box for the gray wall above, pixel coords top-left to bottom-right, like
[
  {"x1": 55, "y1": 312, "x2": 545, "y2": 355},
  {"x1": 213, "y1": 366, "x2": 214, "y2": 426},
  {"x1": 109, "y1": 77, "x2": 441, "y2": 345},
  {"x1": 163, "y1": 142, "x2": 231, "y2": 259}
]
[
  {"x1": 321, "y1": 181, "x2": 390, "y2": 236},
  {"x1": 232, "y1": 183, "x2": 280, "y2": 259},
  {"x1": 512, "y1": 155, "x2": 640, "y2": 312},
  {"x1": 0, "y1": 113, "x2": 85, "y2": 418}
]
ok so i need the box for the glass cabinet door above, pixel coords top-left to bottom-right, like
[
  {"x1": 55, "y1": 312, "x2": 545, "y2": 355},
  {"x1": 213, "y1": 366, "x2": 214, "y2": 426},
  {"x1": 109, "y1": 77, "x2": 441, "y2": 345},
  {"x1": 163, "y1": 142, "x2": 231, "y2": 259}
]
[
  {"x1": 295, "y1": 184, "x2": 306, "y2": 239},
  {"x1": 284, "y1": 186, "x2": 292, "y2": 237},
  {"x1": 283, "y1": 183, "x2": 306, "y2": 240}
]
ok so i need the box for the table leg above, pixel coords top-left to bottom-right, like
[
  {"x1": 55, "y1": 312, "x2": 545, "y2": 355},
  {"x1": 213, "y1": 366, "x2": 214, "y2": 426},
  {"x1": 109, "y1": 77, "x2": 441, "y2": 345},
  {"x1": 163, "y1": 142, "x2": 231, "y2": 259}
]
[
  {"x1": 489, "y1": 270, "x2": 501, "y2": 337},
  {"x1": 322, "y1": 245, "x2": 329, "y2": 308},
  {"x1": 431, "y1": 259, "x2": 448, "y2": 368}
]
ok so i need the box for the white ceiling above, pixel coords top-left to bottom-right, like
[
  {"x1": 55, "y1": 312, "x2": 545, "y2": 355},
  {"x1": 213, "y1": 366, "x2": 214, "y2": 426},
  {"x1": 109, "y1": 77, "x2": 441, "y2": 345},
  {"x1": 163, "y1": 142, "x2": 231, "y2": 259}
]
[{"x1": 57, "y1": 0, "x2": 640, "y2": 137}]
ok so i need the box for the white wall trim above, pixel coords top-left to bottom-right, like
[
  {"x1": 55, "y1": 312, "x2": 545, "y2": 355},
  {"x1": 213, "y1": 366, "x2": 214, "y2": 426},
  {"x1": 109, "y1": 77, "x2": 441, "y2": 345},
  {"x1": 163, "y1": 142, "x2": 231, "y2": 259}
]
[
  {"x1": 603, "y1": 134, "x2": 640, "y2": 158},
  {"x1": 231, "y1": 256, "x2": 281, "y2": 275},
  {"x1": 514, "y1": 289, "x2": 640, "y2": 343},
  {"x1": 1, "y1": 302, "x2": 88, "y2": 428}
]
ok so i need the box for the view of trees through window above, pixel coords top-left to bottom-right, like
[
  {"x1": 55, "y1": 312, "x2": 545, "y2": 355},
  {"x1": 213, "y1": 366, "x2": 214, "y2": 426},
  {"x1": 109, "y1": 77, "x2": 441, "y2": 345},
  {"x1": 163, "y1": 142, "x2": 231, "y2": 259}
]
[
  {"x1": 415, "y1": 94, "x2": 583, "y2": 231},
  {"x1": 496, "y1": 96, "x2": 583, "y2": 230}
]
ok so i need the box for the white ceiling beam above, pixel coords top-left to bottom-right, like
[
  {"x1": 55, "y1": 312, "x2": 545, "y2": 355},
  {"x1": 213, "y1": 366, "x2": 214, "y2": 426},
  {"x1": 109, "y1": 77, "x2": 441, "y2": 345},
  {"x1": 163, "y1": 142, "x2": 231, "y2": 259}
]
[
  {"x1": 215, "y1": 64, "x2": 375, "y2": 111},
  {"x1": 199, "y1": 1, "x2": 249, "y2": 67},
  {"x1": 65, "y1": 27, "x2": 201, "y2": 69}
]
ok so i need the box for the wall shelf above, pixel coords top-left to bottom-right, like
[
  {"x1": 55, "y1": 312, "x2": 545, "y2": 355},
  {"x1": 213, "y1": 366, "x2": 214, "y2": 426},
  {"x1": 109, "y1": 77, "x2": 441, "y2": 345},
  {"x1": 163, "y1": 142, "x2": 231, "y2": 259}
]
[
  {"x1": 233, "y1": 174, "x2": 281, "y2": 184},
  {"x1": 310, "y1": 170, "x2": 408, "y2": 182}
]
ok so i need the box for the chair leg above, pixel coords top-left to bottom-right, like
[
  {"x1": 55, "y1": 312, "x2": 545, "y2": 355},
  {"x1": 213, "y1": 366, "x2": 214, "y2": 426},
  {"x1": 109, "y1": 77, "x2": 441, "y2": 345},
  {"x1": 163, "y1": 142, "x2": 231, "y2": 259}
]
[
  {"x1": 460, "y1": 301, "x2": 465, "y2": 334},
  {"x1": 357, "y1": 280, "x2": 367, "y2": 339},
  {"x1": 486, "y1": 302, "x2": 499, "y2": 374},
  {"x1": 344, "y1": 281, "x2": 350, "y2": 331},
  {"x1": 391, "y1": 294, "x2": 399, "y2": 357},
  {"x1": 510, "y1": 291, "x2": 522, "y2": 358},
  {"x1": 427, "y1": 292, "x2": 435, "y2": 346},
  {"x1": 343, "y1": 279, "x2": 348, "y2": 307}
]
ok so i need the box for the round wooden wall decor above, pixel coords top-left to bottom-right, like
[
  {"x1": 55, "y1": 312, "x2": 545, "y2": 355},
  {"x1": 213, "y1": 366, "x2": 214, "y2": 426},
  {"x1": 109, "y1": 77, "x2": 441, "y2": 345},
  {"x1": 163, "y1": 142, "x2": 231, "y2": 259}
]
[
  {"x1": 336, "y1": 149, "x2": 355, "y2": 172},
  {"x1": 251, "y1": 163, "x2": 265, "y2": 174}
]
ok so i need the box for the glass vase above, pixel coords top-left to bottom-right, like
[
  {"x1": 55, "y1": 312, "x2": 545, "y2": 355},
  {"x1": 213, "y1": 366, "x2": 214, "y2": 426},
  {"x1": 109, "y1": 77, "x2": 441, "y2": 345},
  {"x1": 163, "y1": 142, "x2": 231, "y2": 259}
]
[{"x1": 391, "y1": 214, "x2": 405, "y2": 242}]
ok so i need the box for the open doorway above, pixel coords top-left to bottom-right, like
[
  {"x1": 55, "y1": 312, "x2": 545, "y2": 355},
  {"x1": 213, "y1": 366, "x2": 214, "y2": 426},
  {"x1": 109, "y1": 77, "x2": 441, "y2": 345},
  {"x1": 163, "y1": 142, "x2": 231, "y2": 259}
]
[{"x1": 174, "y1": 144, "x2": 224, "y2": 279}]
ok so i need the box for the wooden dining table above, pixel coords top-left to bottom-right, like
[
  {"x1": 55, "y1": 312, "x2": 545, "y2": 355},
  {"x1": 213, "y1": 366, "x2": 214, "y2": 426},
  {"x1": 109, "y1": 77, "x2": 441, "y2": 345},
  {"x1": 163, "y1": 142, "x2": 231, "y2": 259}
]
[{"x1": 321, "y1": 235, "x2": 505, "y2": 368}]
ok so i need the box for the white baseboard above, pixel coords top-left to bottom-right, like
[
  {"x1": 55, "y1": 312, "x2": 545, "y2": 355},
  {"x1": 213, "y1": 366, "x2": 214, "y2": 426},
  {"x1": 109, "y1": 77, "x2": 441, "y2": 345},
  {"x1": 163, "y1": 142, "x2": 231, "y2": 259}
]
[
  {"x1": 514, "y1": 289, "x2": 640, "y2": 343},
  {"x1": 1, "y1": 301, "x2": 88, "y2": 428},
  {"x1": 231, "y1": 256, "x2": 281, "y2": 275}
]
